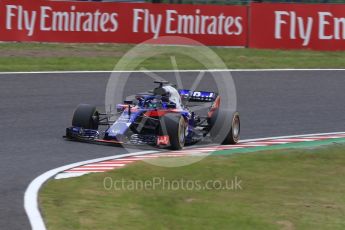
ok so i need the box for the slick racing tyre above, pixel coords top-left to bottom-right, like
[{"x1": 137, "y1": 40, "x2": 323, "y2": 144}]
[
  {"x1": 72, "y1": 104, "x2": 99, "y2": 130},
  {"x1": 162, "y1": 114, "x2": 187, "y2": 150},
  {"x1": 210, "y1": 109, "x2": 240, "y2": 145}
]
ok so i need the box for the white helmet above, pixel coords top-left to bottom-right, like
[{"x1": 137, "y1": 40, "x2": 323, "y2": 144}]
[{"x1": 163, "y1": 85, "x2": 182, "y2": 110}]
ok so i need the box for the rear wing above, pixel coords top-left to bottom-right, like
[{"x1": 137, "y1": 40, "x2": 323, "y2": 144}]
[{"x1": 178, "y1": 90, "x2": 217, "y2": 102}]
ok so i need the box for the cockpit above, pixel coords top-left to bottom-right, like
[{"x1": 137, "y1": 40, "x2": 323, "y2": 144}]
[{"x1": 135, "y1": 81, "x2": 183, "y2": 110}]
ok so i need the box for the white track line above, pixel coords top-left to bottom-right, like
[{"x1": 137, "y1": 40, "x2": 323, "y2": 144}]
[
  {"x1": 24, "y1": 131, "x2": 345, "y2": 230},
  {"x1": 1, "y1": 69, "x2": 345, "y2": 75},
  {"x1": 238, "y1": 132, "x2": 345, "y2": 143}
]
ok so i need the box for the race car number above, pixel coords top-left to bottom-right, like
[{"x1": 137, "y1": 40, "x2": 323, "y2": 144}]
[
  {"x1": 178, "y1": 90, "x2": 217, "y2": 102},
  {"x1": 191, "y1": 91, "x2": 216, "y2": 101}
]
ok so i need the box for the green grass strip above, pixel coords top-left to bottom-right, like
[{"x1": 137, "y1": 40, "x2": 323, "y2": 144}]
[
  {"x1": 212, "y1": 137, "x2": 345, "y2": 155},
  {"x1": 1, "y1": 43, "x2": 345, "y2": 71}
]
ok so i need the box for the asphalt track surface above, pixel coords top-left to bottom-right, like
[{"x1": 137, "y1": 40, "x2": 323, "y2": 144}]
[{"x1": 1, "y1": 70, "x2": 345, "y2": 229}]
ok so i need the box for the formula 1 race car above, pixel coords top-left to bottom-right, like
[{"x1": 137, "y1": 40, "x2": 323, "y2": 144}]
[{"x1": 64, "y1": 81, "x2": 240, "y2": 150}]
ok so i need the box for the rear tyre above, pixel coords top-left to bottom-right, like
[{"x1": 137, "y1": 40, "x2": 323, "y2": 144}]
[
  {"x1": 161, "y1": 114, "x2": 186, "y2": 150},
  {"x1": 72, "y1": 104, "x2": 99, "y2": 130},
  {"x1": 210, "y1": 109, "x2": 240, "y2": 145}
]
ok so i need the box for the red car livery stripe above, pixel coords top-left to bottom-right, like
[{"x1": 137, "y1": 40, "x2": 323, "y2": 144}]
[{"x1": 144, "y1": 109, "x2": 181, "y2": 117}]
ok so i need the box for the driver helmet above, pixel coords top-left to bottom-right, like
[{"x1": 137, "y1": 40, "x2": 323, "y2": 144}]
[{"x1": 163, "y1": 85, "x2": 182, "y2": 109}]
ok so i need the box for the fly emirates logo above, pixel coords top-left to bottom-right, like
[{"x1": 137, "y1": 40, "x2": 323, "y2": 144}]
[
  {"x1": 132, "y1": 9, "x2": 243, "y2": 39},
  {"x1": 275, "y1": 11, "x2": 345, "y2": 46},
  {"x1": 5, "y1": 5, "x2": 119, "y2": 36},
  {"x1": 3, "y1": 4, "x2": 244, "y2": 38}
]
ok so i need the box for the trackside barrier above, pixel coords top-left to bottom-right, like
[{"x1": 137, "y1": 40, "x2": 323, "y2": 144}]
[
  {"x1": 249, "y1": 3, "x2": 345, "y2": 50},
  {"x1": 0, "y1": 0, "x2": 345, "y2": 50},
  {"x1": 0, "y1": 0, "x2": 247, "y2": 46}
]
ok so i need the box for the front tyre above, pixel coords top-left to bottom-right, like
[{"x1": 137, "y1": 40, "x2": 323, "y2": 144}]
[
  {"x1": 161, "y1": 114, "x2": 187, "y2": 150},
  {"x1": 72, "y1": 104, "x2": 99, "y2": 130}
]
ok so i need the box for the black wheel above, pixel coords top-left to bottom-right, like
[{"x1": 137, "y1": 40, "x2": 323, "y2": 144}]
[
  {"x1": 72, "y1": 104, "x2": 99, "y2": 130},
  {"x1": 161, "y1": 114, "x2": 187, "y2": 150},
  {"x1": 210, "y1": 109, "x2": 240, "y2": 145}
]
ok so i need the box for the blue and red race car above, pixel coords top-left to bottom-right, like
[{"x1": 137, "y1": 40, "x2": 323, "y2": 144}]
[{"x1": 65, "y1": 81, "x2": 240, "y2": 150}]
